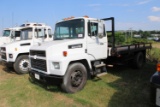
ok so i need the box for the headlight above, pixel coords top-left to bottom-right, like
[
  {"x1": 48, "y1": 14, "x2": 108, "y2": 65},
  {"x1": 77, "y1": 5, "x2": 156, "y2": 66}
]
[
  {"x1": 53, "y1": 62, "x2": 60, "y2": 69},
  {"x1": 9, "y1": 54, "x2": 13, "y2": 58}
]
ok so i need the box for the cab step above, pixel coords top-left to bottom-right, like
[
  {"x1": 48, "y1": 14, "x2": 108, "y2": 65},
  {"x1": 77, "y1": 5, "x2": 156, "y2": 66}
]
[{"x1": 94, "y1": 63, "x2": 106, "y2": 68}]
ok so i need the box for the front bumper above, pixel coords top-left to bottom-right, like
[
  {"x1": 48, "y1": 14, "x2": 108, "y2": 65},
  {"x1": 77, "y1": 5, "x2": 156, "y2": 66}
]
[{"x1": 29, "y1": 69, "x2": 63, "y2": 85}]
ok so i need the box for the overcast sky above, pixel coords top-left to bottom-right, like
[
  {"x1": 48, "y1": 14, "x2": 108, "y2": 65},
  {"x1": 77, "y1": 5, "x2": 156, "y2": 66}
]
[{"x1": 0, "y1": 0, "x2": 160, "y2": 34}]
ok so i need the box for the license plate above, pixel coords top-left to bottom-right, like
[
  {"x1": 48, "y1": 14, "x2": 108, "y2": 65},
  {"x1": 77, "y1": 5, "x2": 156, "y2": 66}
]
[
  {"x1": 156, "y1": 88, "x2": 160, "y2": 106},
  {"x1": 35, "y1": 73, "x2": 40, "y2": 80}
]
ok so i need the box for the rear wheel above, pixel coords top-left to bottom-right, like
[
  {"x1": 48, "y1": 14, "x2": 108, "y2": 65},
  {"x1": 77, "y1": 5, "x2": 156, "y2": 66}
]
[
  {"x1": 132, "y1": 52, "x2": 144, "y2": 69},
  {"x1": 14, "y1": 55, "x2": 30, "y2": 74},
  {"x1": 61, "y1": 63, "x2": 87, "y2": 93}
]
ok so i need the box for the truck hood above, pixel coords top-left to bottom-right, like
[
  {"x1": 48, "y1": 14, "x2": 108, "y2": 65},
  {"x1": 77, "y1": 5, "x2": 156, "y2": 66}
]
[
  {"x1": 30, "y1": 39, "x2": 82, "y2": 51},
  {"x1": 0, "y1": 37, "x2": 10, "y2": 46},
  {"x1": 1, "y1": 40, "x2": 32, "y2": 48},
  {"x1": 1, "y1": 40, "x2": 32, "y2": 53}
]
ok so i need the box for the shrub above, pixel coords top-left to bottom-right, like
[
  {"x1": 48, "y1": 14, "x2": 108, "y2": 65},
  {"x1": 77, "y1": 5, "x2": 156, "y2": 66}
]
[{"x1": 147, "y1": 47, "x2": 160, "y2": 62}]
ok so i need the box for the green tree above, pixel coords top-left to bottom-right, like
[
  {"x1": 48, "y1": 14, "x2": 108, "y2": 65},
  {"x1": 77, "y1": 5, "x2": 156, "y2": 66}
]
[
  {"x1": 115, "y1": 32, "x2": 125, "y2": 45},
  {"x1": 142, "y1": 31, "x2": 150, "y2": 39}
]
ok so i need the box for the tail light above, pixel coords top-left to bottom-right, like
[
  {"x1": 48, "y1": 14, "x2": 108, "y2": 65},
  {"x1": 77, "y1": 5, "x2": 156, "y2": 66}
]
[{"x1": 157, "y1": 63, "x2": 160, "y2": 72}]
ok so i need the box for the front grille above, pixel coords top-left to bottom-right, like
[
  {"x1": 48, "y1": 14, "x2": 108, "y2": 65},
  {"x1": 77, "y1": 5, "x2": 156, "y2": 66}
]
[
  {"x1": 30, "y1": 50, "x2": 46, "y2": 57},
  {"x1": 1, "y1": 53, "x2": 6, "y2": 60},
  {"x1": 31, "y1": 58, "x2": 47, "y2": 72},
  {"x1": 1, "y1": 47, "x2": 6, "y2": 51}
]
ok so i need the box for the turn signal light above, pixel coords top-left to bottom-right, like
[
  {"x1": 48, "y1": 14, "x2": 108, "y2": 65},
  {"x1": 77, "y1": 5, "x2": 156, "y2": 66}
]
[
  {"x1": 15, "y1": 48, "x2": 18, "y2": 51},
  {"x1": 63, "y1": 16, "x2": 75, "y2": 21},
  {"x1": 157, "y1": 63, "x2": 160, "y2": 72},
  {"x1": 63, "y1": 51, "x2": 67, "y2": 57}
]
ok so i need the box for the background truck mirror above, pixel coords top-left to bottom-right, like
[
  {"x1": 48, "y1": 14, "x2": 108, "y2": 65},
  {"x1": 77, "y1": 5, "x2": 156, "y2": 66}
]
[{"x1": 88, "y1": 22, "x2": 91, "y2": 36}]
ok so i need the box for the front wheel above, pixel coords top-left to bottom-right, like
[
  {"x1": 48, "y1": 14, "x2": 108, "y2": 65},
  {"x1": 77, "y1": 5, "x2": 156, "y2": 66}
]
[
  {"x1": 61, "y1": 63, "x2": 87, "y2": 93},
  {"x1": 13, "y1": 55, "x2": 30, "y2": 74}
]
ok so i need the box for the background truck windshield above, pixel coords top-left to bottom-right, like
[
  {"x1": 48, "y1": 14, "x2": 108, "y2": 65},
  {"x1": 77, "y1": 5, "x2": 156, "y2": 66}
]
[
  {"x1": 3, "y1": 30, "x2": 11, "y2": 37},
  {"x1": 54, "y1": 19, "x2": 84, "y2": 40}
]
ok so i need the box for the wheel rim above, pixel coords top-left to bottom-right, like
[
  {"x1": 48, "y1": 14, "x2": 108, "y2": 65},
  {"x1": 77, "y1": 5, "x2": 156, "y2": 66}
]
[
  {"x1": 71, "y1": 70, "x2": 83, "y2": 87},
  {"x1": 19, "y1": 59, "x2": 30, "y2": 72}
]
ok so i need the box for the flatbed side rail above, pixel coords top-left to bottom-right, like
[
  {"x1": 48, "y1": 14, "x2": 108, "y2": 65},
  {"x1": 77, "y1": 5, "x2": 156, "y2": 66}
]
[{"x1": 110, "y1": 43, "x2": 152, "y2": 56}]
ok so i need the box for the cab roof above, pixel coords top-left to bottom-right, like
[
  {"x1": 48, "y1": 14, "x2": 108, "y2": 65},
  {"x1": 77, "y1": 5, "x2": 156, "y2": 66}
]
[{"x1": 57, "y1": 16, "x2": 100, "y2": 23}]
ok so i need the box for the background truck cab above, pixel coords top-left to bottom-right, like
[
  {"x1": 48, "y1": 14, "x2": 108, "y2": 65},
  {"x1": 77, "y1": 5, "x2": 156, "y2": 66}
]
[
  {"x1": 0, "y1": 27, "x2": 22, "y2": 46},
  {"x1": 0, "y1": 23, "x2": 53, "y2": 74}
]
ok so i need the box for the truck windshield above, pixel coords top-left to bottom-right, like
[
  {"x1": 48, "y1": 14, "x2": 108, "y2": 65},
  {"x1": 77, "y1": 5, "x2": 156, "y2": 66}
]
[
  {"x1": 3, "y1": 30, "x2": 11, "y2": 37},
  {"x1": 21, "y1": 28, "x2": 32, "y2": 40},
  {"x1": 54, "y1": 19, "x2": 84, "y2": 40}
]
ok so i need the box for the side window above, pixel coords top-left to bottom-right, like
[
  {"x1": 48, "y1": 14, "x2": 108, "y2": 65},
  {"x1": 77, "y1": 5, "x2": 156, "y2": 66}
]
[
  {"x1": 35, "y1": 29, "x2": 44, "y2": 38},
  {"x1": 21, "y1": 28, "x2": 32, "y2": 40},
  {"x1": 98, "y1": 23, "x2": 106, "y2": 37},
  {"x1": 44, "y1": 29, "x2": 52, "y2": 38},
  {"x1": 15, "y1": 31, "x2": 20, "y2": 37},
  {"x1": 88, "y1": 22, "x2": 98, "y2": 36},
  {"x1": 48, "y1": 29, "x2": 52, "y2": 38}
]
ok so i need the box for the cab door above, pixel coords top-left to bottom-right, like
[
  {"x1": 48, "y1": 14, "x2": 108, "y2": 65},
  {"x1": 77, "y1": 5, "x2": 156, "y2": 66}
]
[{"x1": 87, "y1": 21, "x2": 108, "y2": 60}]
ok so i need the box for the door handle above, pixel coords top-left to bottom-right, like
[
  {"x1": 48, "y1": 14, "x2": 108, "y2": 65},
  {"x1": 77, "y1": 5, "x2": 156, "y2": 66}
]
[{"x1": 100, "y1": 43, "x2": 104, "y2": 45}]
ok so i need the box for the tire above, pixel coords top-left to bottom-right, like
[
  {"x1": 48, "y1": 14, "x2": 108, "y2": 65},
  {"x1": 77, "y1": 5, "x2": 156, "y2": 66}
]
[
  {"x1": 132, "y1": 52, "x2": 144, "y2": 69},
  {"x1": 61, "y1": 63, "x2": 87, "y2": 93},
  {"x1": 13, "y1": 55, "x2": 30, "y2": 74}
]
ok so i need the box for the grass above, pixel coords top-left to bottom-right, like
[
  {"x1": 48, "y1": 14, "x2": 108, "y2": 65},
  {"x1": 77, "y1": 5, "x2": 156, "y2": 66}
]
[
  {"x1": 0, "y1": 62, "x2": 156, "y2": 107},
  {"x1": 0, "y1": 43, "x2": 160, "y2": 107},
  {"x1": 152, "y1": 42, "x2": 160, "y2": 49}
]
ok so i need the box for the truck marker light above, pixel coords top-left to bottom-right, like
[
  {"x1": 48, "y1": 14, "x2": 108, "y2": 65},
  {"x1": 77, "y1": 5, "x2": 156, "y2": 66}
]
[
  {"x1": 15, "y1": 48, "x2": 18, "y2": 51},
  {"x1": 63, "y1": 16, "x2": 75, "y2": 21},
  {"x1": 83, "y1": 15, "x2": 89, "y2": 18},
  {"x1": 157, "y1": 63, "x2": 160, "y2": 72},
  {"x1": 63, "y1": 51, "x2": 67, "y2": 57}
]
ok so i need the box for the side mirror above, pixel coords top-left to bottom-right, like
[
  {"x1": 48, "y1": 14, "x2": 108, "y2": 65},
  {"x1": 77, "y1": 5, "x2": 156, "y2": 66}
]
[
  {"x1": 98, "y1": 23, "x2": 104, "y2": 38},
  {"x1": 11, "y1": 32, "x2": 15, "y2": 39},
  {"x1": 88, "y1": 22, "x2": 91, "y2": 36},
  {"x1": 11, "y1": 34, "x2": 14, "y2": 39},
  {"x1": 44, "y1": 34, "x2": 47, "y2": 38},
  {"x1": 49, "y1": 34, "x2": 53, "y2": 38}
]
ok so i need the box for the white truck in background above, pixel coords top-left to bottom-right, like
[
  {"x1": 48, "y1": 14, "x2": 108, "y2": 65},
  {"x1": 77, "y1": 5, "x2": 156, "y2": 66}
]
[
  {"x1": 0, "y1": 23, "x2": 53, "y2": 74},
  {"x1": 29, "y1": 16, "x2": 152, "y2": 93}
]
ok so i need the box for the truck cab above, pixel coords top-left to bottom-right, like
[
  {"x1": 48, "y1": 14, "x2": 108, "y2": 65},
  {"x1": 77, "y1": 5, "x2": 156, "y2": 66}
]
[
  {"x1": 29, "y1": 16, "x2": 109, "y2": 93},
  {"x1": 0, "y1": 27, "x2": 22, "y2": 46},
  {"x1": 0, "y1": 23, "x2": 53, "y2": 74}
]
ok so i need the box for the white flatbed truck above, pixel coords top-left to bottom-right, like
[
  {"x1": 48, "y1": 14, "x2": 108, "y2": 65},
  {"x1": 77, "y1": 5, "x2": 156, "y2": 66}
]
[{"x1": 29, "y1": 17, "x2": 152, "y2": 93}]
